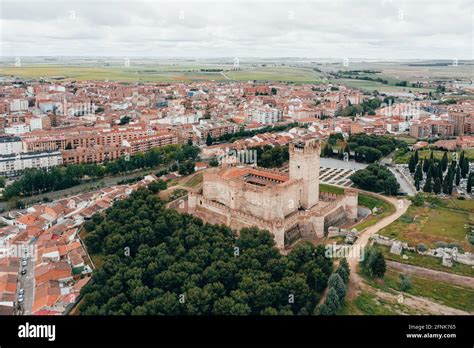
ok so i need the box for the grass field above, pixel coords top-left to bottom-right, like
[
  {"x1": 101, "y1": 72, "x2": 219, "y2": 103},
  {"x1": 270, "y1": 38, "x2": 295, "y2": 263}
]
[
  {"x1": 336, "y1": 78, "x2": 434, "y2": 93},
  {"x1": 226, "y1": 66, "x2": 325, "y2": 83},
  {"x1": 378, "y1": 245, "x2": 474, "y2": 277},
  {"x1": 319, "y1": 183, "x2": 344, "y2": 195},
  {"x1": 379, "y1": 204, "x2": 472, "y2": 252},
  {"x1": 338, "y1": 291, "x2": 415, "y2": 315},
  {"x1": 0, "y1": 65, "x2": 327, "y2": 83},
  {"x1": 394, "y1": 149, "x2": 474, "y2": 164},
  {"x1": 364, "y1": 269, "x2": 474, "y2": 312},
  {"x1": 0, "y1": 65, "x2": 230, "y2": 82}
]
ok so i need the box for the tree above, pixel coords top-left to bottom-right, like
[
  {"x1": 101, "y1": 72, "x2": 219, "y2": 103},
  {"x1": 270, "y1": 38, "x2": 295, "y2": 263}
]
[
  {"x1": 79, "y1": 188, "x2": 335, "y2": 315},
  {"x1": 399, "y1": 274, "x2": 412, "y2": 292},
  {"x1": 422, "y1": 176, "x2": 432, "y2": 193},
  {"x1": 414, "y1": 163, "x2": 423, "y2": 182},
  {"x1": 461, "y1": 158, "x2": 470, "y2": 178},
  {"x1": 455, "y1": 167, "x2": 461, "y2": 186},
  {"x1": 412, "y1": 193, "x2": 424, "y2": 207},
  {"x1": 206, "y1": 133, "x2": 213, "y2": 146},
  {"x1": 360, "y1": 247, "x2": 386, "y2": 278},
  {"x1": 322, "y1": 288, "x2": 340, "y2": 315},
  {"x1": 336, "y1": 258, "x2": 350, "y2": 284},
  {"x1": 441, "y1": 152, "x2": 448, "y2": 172},
  {"x1": 423, "y1": 158, "x2": 431, "y2": 173},
  {"x1": 467, "y1": 173, "x2": 472, "y2": 194},
  {"x1": 408, "y1": 154, "x2": 417, "y2": 173},
  {"x1": 327, "y1": 273, "x2": 346, "y2": 303},
  {"x1": 350, "y1": 164, "x2": 399, "y2": 195},
  {"x1": 433, "y1": 177, "x2": 441, "y2": 194}
]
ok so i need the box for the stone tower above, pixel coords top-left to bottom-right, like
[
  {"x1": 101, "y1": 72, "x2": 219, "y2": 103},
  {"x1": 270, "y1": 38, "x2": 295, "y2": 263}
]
[{"x1": 289, "y1": 139, "x2": 320, "y2": 209}]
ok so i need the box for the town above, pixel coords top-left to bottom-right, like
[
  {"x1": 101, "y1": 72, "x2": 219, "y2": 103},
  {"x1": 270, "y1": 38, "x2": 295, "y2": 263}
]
[{"x1": 0, "y1": 73, "x2": 472, "y2": 317}]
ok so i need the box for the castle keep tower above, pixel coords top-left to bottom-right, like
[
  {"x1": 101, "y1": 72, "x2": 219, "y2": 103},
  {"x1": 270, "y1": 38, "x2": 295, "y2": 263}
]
[{"x1": 289, "y1": 139, "x2": 320, "y2": 209}]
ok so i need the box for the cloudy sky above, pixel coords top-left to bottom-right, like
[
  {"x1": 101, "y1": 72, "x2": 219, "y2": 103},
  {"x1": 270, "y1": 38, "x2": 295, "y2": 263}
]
[{"x1": 0, "y1": 0, "x2": 472, "y2": 59}]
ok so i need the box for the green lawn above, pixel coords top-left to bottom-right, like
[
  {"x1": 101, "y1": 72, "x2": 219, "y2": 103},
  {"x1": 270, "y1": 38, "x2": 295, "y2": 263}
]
[
  {"x1": 379, "y1": 204, "x2": 472, "y2": 252},
  {"x1": 353, "y1": 193, "x2": 395, "y2": 231},
  {"x1": 319, "y1": 183, "x2": 344, "y2": 195},
  {"x1": 184, "y1": 173, "x2": 203, "y2": 188},
  {"x1": 319, "y1": 184, "x2": 396, "y2": 232}
]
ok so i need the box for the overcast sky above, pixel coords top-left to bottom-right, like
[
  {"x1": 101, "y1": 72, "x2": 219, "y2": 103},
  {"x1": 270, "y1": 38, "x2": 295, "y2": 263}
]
[{"x1": 0, "y1": 0, "x2": 472, "y2": 59}]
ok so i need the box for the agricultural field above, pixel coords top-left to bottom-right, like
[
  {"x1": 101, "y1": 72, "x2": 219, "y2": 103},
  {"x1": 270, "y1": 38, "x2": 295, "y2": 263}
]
[
  {"x1": 336, "y1": 78, "x2": 434, "y2": 93},
  {"x1": 0, "y1": 65, "x2": 229, "y2": 82},
  {"x1": 225, "y1": 66, "x2": 325, "y2": 83},
  {"x1": 0, "y1": 64, "x2": 326, "y2": 84}
]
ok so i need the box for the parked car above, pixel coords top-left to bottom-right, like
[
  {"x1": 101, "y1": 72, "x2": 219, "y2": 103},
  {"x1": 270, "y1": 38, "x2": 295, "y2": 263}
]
[
  {"x1": 17, "y1": 297, "x2": 24, "y2": 304},
  {"x1": 19, "y1": 289, "x2": 24, "y2": 295},
  {"x1": 20, "y1": 268, "x2": 27, "y2": 275},
  {"x1": 21, "y1": 260, "x2": 27, "y2": 267}
]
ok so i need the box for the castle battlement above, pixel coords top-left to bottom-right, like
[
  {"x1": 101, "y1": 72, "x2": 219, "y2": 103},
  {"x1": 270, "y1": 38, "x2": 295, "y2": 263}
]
[{"x1": 187, "y1": 138, "x2": 358, "y2": 250}]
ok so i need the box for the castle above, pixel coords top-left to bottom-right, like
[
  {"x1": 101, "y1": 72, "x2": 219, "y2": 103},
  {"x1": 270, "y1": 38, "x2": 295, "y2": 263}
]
[{"x1": 187, "y1": 139, "x2": 358, "y2": 249}]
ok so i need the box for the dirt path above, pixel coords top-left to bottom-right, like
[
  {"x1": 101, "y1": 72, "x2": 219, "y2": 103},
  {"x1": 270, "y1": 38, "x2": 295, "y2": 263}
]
[
  {"x1": 387, "y1": 260, "x2": 474, "y2": 289},
  {"x1": 347, "y1": 193, "x2": 410, "y2": 300},
  {"x1": 343, "y1": 192, "x2": 473, "y2": 315}
]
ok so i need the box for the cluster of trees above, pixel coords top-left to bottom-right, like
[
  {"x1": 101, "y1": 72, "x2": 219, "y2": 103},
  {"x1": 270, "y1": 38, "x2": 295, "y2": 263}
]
[
  {"x1": 360, "y1": 247, "x2": 386, "y2": 278},
  {"x1": 316, "y1": 259, "x2": 350, "y2": 315},
  {"x1": 3, "y1": 143, "x2": 200, "y2": 200},
  {"x1": 321, "y1": 134, "x2": 406, "y2": 164},
  {"x1": 408, "y1": 150, "x2": 471, "y2": 195},
  {"x1": 350, "y1": 164, "x2": 400, "y2": 195},
  {"x1": 79, "y1": 188, "x2": 335, "y2": 315},
  {"x1": 254, "y1": 145, "x2": 289, "y2": 168},
  {"x1": 338, "y1": 97, "x2": 389, "y2": 116},
  {"x1": 215, "y1": 123, "x2": 299, "y2": 143}
]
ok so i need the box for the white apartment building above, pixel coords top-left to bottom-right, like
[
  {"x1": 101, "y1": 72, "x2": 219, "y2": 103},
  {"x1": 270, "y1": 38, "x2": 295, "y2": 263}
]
[
  {"x1": 0, "y1": 151, "x2": 63, "y2": 177},
  {"x1": 0, "y1": 137, "x2": 23, "y2": 155},
  {"x1": 4, "y1": 123, "x2": 30, "y2": 135},
  {"x1": 9, "y1": 99, "x2": 28, "y2": 112},
  {"x1": 251, "y1": 106, "x2": 282, "y2": 124}
]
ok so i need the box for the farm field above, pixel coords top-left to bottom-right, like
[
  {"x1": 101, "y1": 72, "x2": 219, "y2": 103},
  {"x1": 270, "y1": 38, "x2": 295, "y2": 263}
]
[
  {"x1": 0, "y1": 64, "x2": 327, "y2": 83},
  {"x1": 0, "y1": 65, "x2": 229, "y2": 82},
  {"x1": 335, "y1": 78, "x2": 434, "y2": 93},
  {"x1": 225, "y1": 66, "x2": 325, "y2": 83}
]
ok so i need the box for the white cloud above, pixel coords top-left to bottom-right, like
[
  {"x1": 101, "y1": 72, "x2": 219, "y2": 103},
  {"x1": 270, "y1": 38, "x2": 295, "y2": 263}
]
[{"x1": 0, "y1": 0, "x2": 472, "y2": 59}]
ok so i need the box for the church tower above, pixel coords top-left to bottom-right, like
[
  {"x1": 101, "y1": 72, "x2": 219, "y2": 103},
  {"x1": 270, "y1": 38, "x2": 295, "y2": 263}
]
[{"x1": 289, "y1": 139, "x2": 320, "y2": 209}]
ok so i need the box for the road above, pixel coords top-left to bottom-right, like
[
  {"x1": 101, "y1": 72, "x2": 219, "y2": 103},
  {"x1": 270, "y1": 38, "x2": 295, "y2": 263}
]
[
  {"x1": 18, "y1": 241, "x2": 36, "y2": 315},
  {"x1": 389, "y1": 166, "x2": 417, "y2": 196}
]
